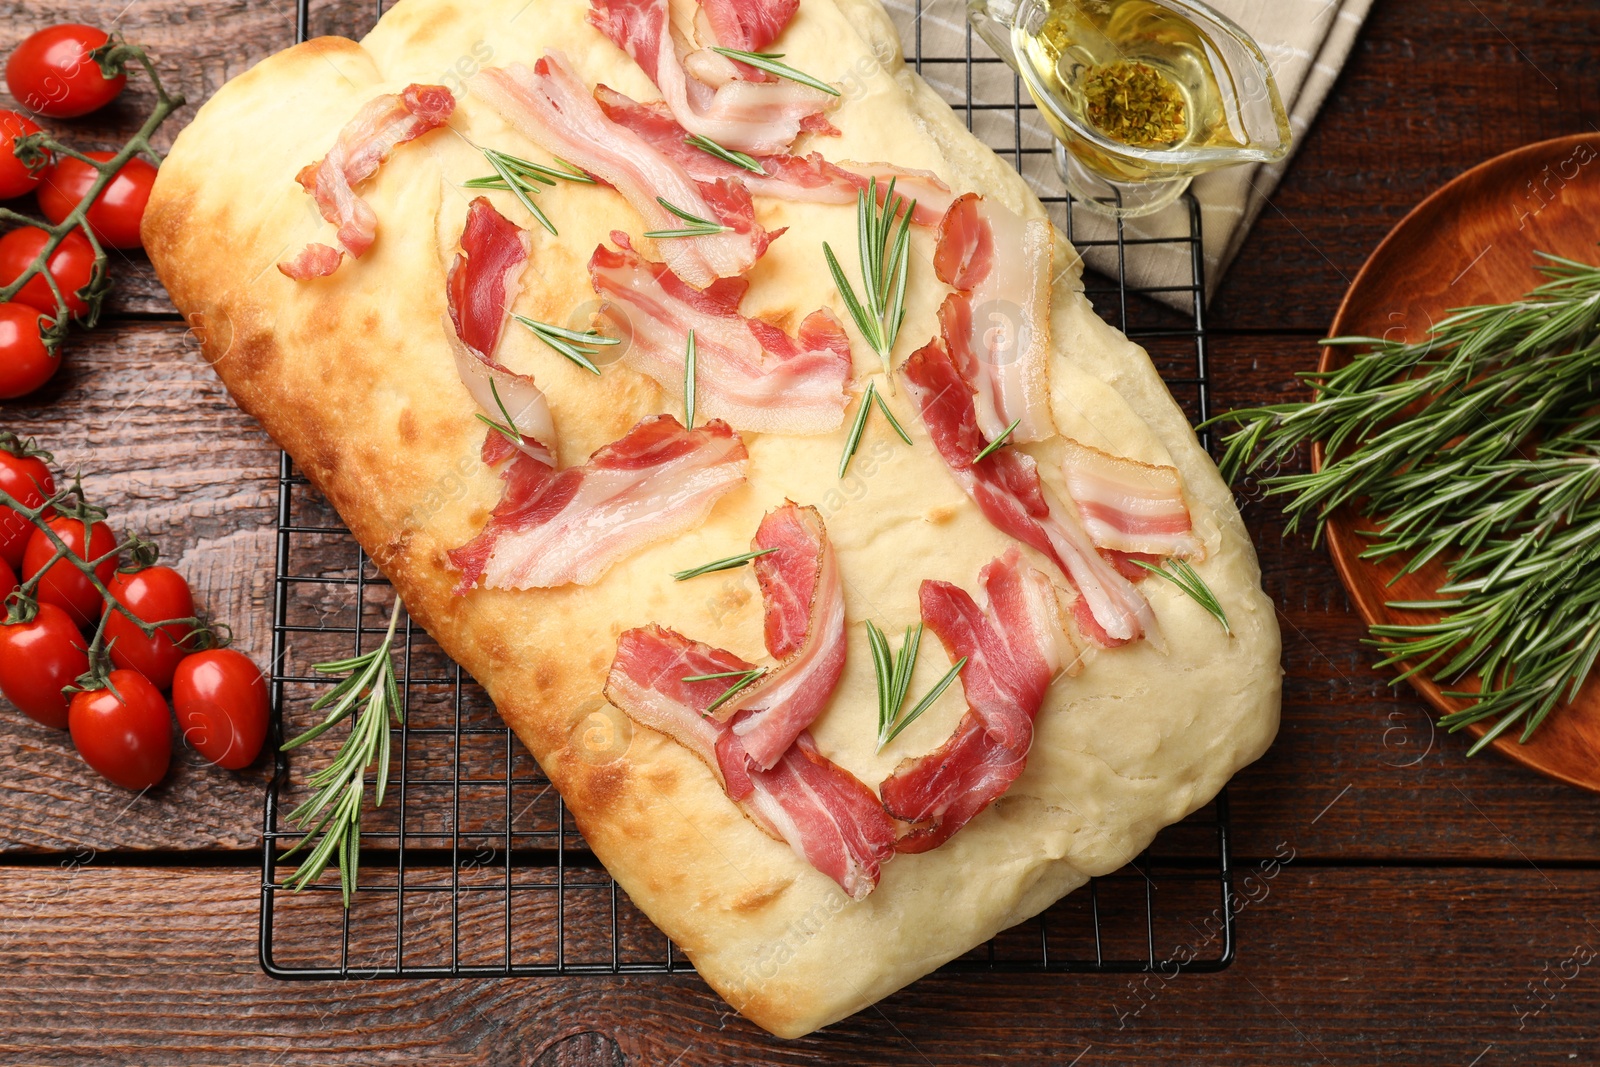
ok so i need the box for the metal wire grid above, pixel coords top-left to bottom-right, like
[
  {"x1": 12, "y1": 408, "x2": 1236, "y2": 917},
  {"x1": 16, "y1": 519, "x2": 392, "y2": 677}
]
[{"x1": 260, "y1": 0, "x2": 1233, "y2": 981}]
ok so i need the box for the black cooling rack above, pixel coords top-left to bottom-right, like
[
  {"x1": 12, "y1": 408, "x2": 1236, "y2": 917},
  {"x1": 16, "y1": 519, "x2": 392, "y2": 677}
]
[{"x1": 260, "y1": 0, "x2": 1232, "y2": 982}]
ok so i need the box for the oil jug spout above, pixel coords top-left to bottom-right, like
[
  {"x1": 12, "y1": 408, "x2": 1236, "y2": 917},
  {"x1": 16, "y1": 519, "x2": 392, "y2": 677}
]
[{"x1": 967, "y1": 0, "x2": 1027, "y2": 76}]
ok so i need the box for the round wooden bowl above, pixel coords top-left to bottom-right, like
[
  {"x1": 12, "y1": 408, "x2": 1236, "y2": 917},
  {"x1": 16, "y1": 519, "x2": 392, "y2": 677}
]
[{"x1": 1317, "y1": 132, "x2": 1600, "y2": 792}]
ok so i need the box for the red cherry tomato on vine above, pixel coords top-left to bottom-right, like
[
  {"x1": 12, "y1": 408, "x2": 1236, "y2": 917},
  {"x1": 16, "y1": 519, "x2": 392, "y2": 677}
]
[
  {"x1": 68, "y1": 668, "x2": 170, "y2": 790},
  {"x1": 172, "y1": 649, "x2": 268, "y2": 770},
  {"x1": 22, "y1": 514, "x2": 117, "y2": 628},
  {"x1": 5, "y1": 25, "x2": 126, "y2": 120},
  {"x1": 0, "y1": 110, "x2": 43, "y2": 200},
  {"x1": 0, "y1": 302, "x2": 58, "y2": 399},
  {"x1": 104, "y1": 565, "x2": 194, "y2": 691},
  {"x1": 38, "y1": 151, "x2": 156, "y2": 250},
  {"x1": 0, "y1": 601, "x2": 87, "y2": 729},
  {"x1": 0, "y1": 446, "x2": 54, "y2": 569},
  {"x1": 0, "y1": 227, "x2": 94, "y2": 318}
]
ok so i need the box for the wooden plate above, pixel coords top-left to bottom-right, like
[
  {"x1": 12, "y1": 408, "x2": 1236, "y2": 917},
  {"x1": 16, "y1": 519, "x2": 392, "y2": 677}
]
[{"x1": 1317, "y1": 132, "x2": 1600, "y2": 792}]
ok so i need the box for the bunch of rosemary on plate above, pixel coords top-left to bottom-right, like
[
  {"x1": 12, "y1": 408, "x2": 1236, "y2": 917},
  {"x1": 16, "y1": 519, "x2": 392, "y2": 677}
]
[{"x1": 1213, "y1": 252, "x2": 1600, "y2": 753}]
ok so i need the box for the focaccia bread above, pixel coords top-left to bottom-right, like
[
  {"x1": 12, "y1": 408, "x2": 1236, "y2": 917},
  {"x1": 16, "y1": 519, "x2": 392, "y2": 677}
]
[{"x1": 144, "y1": 0, "x2": 1282, "y2": 1038}]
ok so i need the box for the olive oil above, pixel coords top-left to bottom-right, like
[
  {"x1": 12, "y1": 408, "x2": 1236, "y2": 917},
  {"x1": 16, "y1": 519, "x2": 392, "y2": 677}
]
[{"x1": 1016, "y1": 0, "x2": 1249, "y2": 182}]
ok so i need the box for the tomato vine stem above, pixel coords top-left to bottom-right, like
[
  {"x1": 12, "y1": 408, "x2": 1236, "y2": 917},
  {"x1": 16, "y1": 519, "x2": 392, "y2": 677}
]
[{"x1": 0, "y1": 37, "x2": 185, "y2": 350}]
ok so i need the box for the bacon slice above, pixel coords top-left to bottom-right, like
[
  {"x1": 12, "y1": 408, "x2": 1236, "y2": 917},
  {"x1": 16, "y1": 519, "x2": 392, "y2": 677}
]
[
  {"x1": 588, "y1": 233, "x2": 850, "y2": 435},
  {"x1": 594, "y1": 86, "x2": 952, "y2": 226},
  {"x1": 276, "y1": 242, "x2": 344, "y2": 280},
  {"x1": 475, "y1": 55, "x2": 771, "y2": 289},
  {"x1": 708, "y1": 504, "x2": 847, "y2": 770},
  {"x1": 903, "y1": 338, "x2": 1159, "y2": 649},
  {"x1": 448, "y1": 415, "x2": 746, "y2": 591},
  {"x1": 605, "y1": 627, "x2": 894, "y2": 900},
  {"x1": 699, "y1": 0, "x2": 799, "y2": 52},
  {"x1": 1060, "y1": 439, "x2": 1203, "y2": 559},
  {"x1": 879, "y1": 550, "x2": 1069, "y2": 853},
  {"x1": 932, "y1": 194, "x2": 1055, "y2": 444},
  {"x1": 588, "y1": 0, "x2": 837, "y2": 155},
  {"x1": 283, "y1": 84, "x2": 455, "y2": 274},
  {"x1": 444, "y1": 198, "x2": 554, "y2": 465}
]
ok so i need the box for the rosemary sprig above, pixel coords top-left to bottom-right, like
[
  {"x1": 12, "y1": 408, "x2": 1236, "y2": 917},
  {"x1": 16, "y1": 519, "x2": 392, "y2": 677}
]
[
  {"x1": 972, "y1": 418, "x2": 1022, "y2": 464},
  {"x1": 467, "y1": 149, "x2": 593, "y2": 187},
  {"x1": 473, "y1": 376, "x2": 522, "y2": 445},
  {"x1": 645, "y1": 197, "x2": 730, "y2": 240},
  {"x1": 473, "y1": 148, "x2": 560, "y2": 236},
  {"x1": 685, "y1": 329, "x2": 698, "y2": 428},
  {"x1": 673, "y1": 547, "x2": 779, "y2": 581},
  {"x1": 685, "y1": 133, "x2": 764, "y2": 175},
  {"x1": 1133, "y1": 559, "x2": 1230, "y2": 635},
  {"x1": 869, "y1": 621, "x2": 924, "y2": 750},
  {"x1": 710, "y1": 47, "x2": 840, "y2": 96},
  {"x1": 1209, "y1": 251, "x2": 1600, "y2": 751},
  {"x1": 279, "y1": 600, "x2": 405, "y2": 906},
  {"x1": 696, "y1": 668, "x2": 766, "y2": 715},
  {"x1": 824, "y1": 177, "x2": 915, "y2": 382},
  {"x1": 513, "y1": 315, "x2": 618, "y2": 374}
]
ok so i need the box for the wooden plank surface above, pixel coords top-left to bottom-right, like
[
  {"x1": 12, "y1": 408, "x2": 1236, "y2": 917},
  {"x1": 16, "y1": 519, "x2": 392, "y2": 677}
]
[
  {"x1": 4, "y1": 0, "x2": 1600, "y2": 1061},
  {"x1": 3, "y1": 865, "x2": 1598, "y2": 1065}
]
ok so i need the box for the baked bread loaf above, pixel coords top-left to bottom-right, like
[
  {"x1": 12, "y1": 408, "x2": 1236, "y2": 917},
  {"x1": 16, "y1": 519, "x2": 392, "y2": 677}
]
[{"x1": 144, "y1": 0, "x2": 1281, "y2": 1037}]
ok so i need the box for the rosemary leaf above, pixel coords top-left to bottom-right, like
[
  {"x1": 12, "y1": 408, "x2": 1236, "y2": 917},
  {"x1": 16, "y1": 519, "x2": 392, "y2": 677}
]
[
  {"x1": 645, "y1": 197, "x2": 729, "y2": 240},
  {"x1": 703, "y1": 668, "x2": 765, "y2": 715},
  {"x1": 874, "y1": 389, "x2": 913, "y2": 445},
  {"x1": 710, "y1": 47, "x2": 840, "y2": 96},
  {"x1": 866, "y1": 621, "x2": 894, "y2": 741},
  {"x1": 474, "y1": 413, "x2": 521, "y2": 446},
  {"x1": 1133, "y1": 559, "x2": 1230, "y2": 635},
  {"x1": 673, "y1": 547, "x2": 779, "y2": 582},
  {"x1": 685, "y1": 133, "x2": 764, "y2": 175},
  {"x1": 839, "y1": 381, "x2": 877, "y2": 478},
  {"x1": 972, "y1": 419, "x2": 1022, "y2": 464},
  {"x1": 872, "y1": 622, "x2": 927, "y2": 750},
  {"x1": 479, "y1": 149, "x2": 557, "y2": 236},
  {"x1": 683, "y1": 669, "x2": 761, "y2": 682},
  {"x1": 513, "y1": 315, "x2": 615, "y2": 375},
  {"x1": 883, "y1": 656, "x2": 968, "y2": 748},
  {"x1": 684, "y1": 329, "x2": 697, "y2": 428},
  {"x1": 891, "y1": 624, "x2": 922, "y2": 715}
]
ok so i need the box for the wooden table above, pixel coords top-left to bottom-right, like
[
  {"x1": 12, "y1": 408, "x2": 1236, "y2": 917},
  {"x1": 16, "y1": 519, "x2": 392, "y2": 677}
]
[{"x1": 5, "y1": 1, "x2": 1600, "y2": 1063}]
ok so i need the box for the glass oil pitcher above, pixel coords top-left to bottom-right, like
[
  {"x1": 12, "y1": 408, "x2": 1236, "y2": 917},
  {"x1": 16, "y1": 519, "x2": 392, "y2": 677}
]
[{"x1": 970, "y1": 0, "x2": 1292, "y2": 217}]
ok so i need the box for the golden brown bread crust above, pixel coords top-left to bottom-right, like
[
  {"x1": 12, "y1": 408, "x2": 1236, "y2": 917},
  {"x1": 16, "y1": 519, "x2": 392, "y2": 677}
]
[{"x1": 144, "y1": 0, "x2": 1281, "y2": 1037}]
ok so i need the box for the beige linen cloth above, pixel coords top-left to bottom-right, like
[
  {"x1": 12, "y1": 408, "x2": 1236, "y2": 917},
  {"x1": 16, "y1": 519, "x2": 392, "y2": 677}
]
[{"x1": 1087, "y1": 0, "x2": 1375, "y2": 304}]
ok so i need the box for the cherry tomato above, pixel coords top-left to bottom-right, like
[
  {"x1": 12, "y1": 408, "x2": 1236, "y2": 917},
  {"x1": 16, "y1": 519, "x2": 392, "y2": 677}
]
[
  {"x1": 0, "y1": 110, "x2": 43, "y2": 200},
  {"x1": 172, "y1": 649, "x2": 268, "y2": 770},
  {"x1": 0, "y1": 302, "x2": 57, "y2": 399},
  {"x1": 0, "y1": 601, "x2": 87, "y2": 729},
  {"x1": 22, "y1": 514, "x2": 117, "y2": 628},
  {"x1": 5, "y1": 25, "x2": 126, "y2": 120},
  {"x1": 104, "y1": 566, "x2": 193, "y2": 690},
  {"x1": 0, "y1": 226, "x2": 94, "y2": 318},
  {"x1": 68, "y1": 668, "x2": 170, "y2": 790},
  {"x1": 37, "y1": 151, "x2": 156, "y2": 250},
  {"x1": 0, "y1": 445, "x2": 54, "y2": 569}
]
